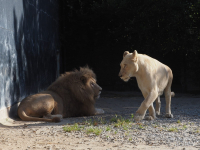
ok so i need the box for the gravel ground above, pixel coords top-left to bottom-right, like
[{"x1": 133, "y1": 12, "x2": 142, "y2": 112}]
[{"x1": 0, "y1": 91, "x2": 200, "y2": 150}]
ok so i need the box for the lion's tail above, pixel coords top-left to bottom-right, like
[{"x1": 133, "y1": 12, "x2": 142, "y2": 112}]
[
  {"x1": 171, "y1": 92, "x2": 175, "y2": 97},
  {"x1": 18, "y1": 110, "x2": 60, "y2": 123}
]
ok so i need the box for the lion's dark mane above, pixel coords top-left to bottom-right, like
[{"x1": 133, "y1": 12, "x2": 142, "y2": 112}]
[{"x1": 47, "y1": 67, "x2": 97, "y2": 117}]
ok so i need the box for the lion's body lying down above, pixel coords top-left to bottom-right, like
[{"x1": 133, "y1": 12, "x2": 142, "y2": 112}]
[
  {"x1": 18, "y1": 67, "x2": 104, "y2": 122},
  {"x1": 119, "y1": 50, "x2": 174, "y2": 121}
]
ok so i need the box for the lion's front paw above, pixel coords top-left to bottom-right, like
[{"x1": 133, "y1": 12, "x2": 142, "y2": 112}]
[
  {"x1": 52, "y1": 114, "x2": 63, "y2": 120},
  {"x1": 145, "y1": 116, "x2": 156, "y2": 120},
  {"x1": 95, "y1": 108, "x2": 104, "y2": 115},
  {"x1": 56, "y1": 114, "x2": 63, "y2": 119},
  {"x1": 165, "y1": 113, "x2": 173, "y2": 118},
  {"x1": 134, "y1": 113, "x2": 145, "y2": 121}
]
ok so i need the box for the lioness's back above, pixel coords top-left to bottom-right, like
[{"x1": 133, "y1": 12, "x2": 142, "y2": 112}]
[
  {"x1": 138, "y1": 54, "x2": 170, "y2": 75},
  {"x1": 139, "y1": 54, "x2": 167, "y2": 67}
]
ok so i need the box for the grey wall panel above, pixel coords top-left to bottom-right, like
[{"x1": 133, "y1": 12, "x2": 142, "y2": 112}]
[{"x1": 0, "y1": 0, "x2": 60, "y2": 112}]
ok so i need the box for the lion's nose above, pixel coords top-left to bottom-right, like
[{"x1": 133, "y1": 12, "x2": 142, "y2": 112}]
[{"x1": 118, "y1": 72, "x2": 122, "y2": 77}]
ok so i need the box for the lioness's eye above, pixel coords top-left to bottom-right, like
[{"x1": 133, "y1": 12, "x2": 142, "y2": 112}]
[{"x1": 124, "y1": 65, "x2": 127, "y2": 68}]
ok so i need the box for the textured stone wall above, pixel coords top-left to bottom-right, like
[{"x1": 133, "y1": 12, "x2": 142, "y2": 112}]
[{"x1": 0, "y1": 0, "x2": 60, "y2": 112}]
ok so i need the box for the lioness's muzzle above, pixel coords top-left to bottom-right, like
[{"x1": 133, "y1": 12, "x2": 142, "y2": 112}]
[{"x1": 118, "y1": 72, "x2": 122, "y2": 77}]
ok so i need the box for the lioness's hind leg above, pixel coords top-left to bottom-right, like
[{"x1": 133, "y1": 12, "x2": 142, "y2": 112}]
[
  {"x1": 164, "y1": 90, "x2": 173, "y2": 118},
  {"x1": 155, "y1": 96, "x2": 161, "y2": 116},
  {"x1": 164, "y1": 76, "x2": 173, "y2": 118}
]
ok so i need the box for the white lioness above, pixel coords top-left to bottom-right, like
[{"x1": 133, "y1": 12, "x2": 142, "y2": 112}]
[{"x1": 119, "y1": 50, "x2": 175, "y2": 121}]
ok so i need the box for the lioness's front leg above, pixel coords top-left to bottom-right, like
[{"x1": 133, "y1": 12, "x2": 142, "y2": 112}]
[
  {"x1": 145, "y1": 104, "x2": 156, "y2": 120},
  {"x1": 134, "y1": 90, "x2": 158, "y2": 121}
]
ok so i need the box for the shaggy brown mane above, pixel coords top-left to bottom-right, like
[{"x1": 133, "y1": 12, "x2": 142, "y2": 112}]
[
  {"x1": 57, "y1": 66, "x2": 96, "y2": 81},
  {"x1": 47, "y1": 66, "x2": 97, "y2": 117}
]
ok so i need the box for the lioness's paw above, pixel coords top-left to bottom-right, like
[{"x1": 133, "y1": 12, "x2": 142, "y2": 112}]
[
  {"x1": 95, "y1": 108, "x2": 104, "y2": 115},
  {"x1": 145, "y1": 116, "x2": 156, "y2": 120},
  {"x1": 156, "y1": 111, "x2": 160, "y2": 116},
  {"x1": 165, "y1": 113, "x2": 173, "y2": 118},
  {"x1": 134, "y1": 113, "x2": 144, "y2": 121}
]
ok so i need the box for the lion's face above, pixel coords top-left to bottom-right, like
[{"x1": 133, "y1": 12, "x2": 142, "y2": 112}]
[
  {"x1": 87, "y1": 78, "x2": 102, "y2": 99},
  {"x1": 119, "y1": 50, "x2": 139, "y2": 82},
  {"x1": 81, "y1": 76, "x2": 102, "y2": 100}
]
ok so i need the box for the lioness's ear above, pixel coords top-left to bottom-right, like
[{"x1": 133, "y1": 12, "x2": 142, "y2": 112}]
[
  {"x1": 80, "y1": 76, "x2": 87, "y2": 85},
  {"x1": 123, "y1": 51, "x2": 129, "y2": 58},
  {"x1": 132, "y1": 50, "x2": 138, "y2": 62}
]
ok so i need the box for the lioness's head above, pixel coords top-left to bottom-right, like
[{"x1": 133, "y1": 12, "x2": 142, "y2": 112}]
[{"x1": 119, "y1": 50, "x2": 139, "y2": 82}]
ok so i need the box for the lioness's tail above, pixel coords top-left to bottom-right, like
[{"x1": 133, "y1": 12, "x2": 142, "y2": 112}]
[
  {"x1": 171, "y1": 92, "x2": 175, "y2": 97},
  {"x1": 18, "y1": 110, "x2": 60, "y2": 123}
]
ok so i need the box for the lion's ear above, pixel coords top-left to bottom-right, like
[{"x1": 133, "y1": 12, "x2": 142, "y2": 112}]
[
  {"x1": 123, "y1": 51, "x2": 129, "y2": 58},
  {"x1": 132, "y1": 50, "x2": 138, "y2": 62},
  {"x1": 80, "y1": 76, "x2": 87, "y2": 85}
]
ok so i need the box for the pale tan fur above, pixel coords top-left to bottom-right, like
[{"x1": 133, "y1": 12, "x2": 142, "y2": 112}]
[{"x1": 119, "y1": 50, "x2": 175, "y2": 121}]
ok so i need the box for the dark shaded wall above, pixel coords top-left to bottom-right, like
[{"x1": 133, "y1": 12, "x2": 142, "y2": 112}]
[{"x1": 0, "y1": 0, "x2": 60, "y2": 110}]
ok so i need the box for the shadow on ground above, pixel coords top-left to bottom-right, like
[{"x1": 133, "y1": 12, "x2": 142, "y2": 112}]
[{"x1": 1, "y1": 91, "x2": 200, "y2": 128}]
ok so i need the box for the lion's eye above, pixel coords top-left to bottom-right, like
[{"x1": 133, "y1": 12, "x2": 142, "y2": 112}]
[
  {"x1": 124, "y1": 65, "x2": 127, "y2": 68},
  {"x1": 91, "y1": 82, "x2": 94, "y2": 87}
]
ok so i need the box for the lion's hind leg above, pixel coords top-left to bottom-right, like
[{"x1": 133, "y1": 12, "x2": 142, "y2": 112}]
[{"x1": 30, "y1": 94, "x2": 62, "y2": 122}]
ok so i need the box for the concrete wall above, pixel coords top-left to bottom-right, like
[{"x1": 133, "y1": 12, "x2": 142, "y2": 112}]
[{"x1": 0, "y1": 0, "x2": 60, "y2": 118}]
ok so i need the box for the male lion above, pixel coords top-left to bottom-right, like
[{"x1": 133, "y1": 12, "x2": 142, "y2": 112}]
[
  {"x1": 18, "y1": 67, "x2": 104, "y2": 122},
  {"x1": 119, "y1": 50, "x2": 175, "y2": 121}
]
